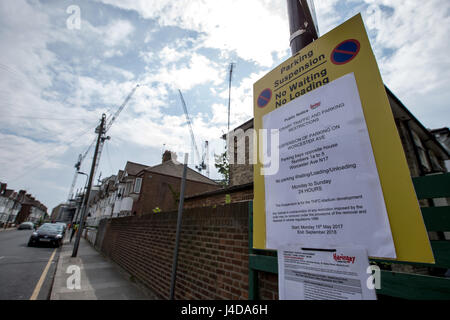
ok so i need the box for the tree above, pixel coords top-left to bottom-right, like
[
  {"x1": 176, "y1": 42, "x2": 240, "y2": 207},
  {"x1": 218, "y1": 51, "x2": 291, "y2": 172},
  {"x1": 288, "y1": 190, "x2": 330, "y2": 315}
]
[{"x1": 214, "y1": 150, "x2": 229, "y2": 186}]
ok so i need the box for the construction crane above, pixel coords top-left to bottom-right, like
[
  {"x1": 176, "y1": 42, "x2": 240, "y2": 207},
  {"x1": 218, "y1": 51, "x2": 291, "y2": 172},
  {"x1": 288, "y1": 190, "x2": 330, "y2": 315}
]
[
  {"x1": 67, "y1": 138, "x2": 96, "y2": 201},
  {"x1": 178, "y1": 90, "x2": 208, "y2": 175},
  {"x1": 66, "y1": 84, "x2": 139, "y2": 202},
  {"x1": 92, "y1": 84, "x2": 140, "y2": 183}
]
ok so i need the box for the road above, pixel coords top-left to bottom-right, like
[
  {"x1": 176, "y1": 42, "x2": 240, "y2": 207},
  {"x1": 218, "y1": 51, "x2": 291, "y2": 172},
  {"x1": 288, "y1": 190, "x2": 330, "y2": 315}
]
[{"x1": 0, "y1": 229, "x2": 59, "y2": 300}]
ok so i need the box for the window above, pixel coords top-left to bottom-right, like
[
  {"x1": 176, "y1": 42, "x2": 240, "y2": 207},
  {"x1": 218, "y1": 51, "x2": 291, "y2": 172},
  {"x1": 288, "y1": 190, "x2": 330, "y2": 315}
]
[
  {"x1": 428, "y1": 150, "x2": 444, "y2": 172},
  {"x1": 134, "y1": 178, "x2": 142, "y2": 194},
  {"x1": 411, "y1": 130, "x2": 431, "y2": 172}
]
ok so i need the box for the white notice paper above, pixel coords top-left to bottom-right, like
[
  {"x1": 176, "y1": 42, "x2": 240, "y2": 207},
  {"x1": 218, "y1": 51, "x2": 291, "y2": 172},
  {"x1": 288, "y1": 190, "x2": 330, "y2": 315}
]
[
  {"x1": 263, "y1": 73, "x2": 396, "y2": 258},
  {"x1": 278, "y1": 246, "x2": 377, "y2": 300}
]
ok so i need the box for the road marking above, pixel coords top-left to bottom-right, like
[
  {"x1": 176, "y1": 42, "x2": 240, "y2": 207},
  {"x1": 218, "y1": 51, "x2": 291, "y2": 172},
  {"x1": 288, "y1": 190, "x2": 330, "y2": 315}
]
[{"x1": 29, "y1": 249, "x2": 56, "y2": 300}]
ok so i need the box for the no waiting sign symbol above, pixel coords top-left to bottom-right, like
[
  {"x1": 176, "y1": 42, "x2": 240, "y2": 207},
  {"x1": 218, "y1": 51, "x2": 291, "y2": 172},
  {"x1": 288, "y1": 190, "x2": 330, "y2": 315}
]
[
  {"x1": 257, "y1": 88, "x2": 272, "y2": 108},
  {"x1": 331, "y1": 39, "x2": 360, "y2": 65}
]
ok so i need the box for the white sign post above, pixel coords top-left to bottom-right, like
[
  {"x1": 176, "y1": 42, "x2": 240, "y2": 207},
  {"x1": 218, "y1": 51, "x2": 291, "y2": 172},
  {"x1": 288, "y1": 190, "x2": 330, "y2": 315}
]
[{"x1": 263, "y1": 73, "x2": 396, "y2": 259}]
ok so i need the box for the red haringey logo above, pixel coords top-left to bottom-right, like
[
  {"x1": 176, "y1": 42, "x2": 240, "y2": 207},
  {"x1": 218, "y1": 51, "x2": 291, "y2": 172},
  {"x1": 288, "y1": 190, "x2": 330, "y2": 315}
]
[
  {"x1": 310, "y1": 101, "x2": 321, "y2": 110},
  {"x1": 333, "y1": 253, "x2": 356, "y2": 264}
]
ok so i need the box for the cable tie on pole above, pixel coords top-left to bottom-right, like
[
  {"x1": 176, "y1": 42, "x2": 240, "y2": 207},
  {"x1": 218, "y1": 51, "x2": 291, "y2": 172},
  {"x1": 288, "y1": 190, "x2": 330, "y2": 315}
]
[{"x1": 289, "y1": 21, "x2": 309, "y2": 44}]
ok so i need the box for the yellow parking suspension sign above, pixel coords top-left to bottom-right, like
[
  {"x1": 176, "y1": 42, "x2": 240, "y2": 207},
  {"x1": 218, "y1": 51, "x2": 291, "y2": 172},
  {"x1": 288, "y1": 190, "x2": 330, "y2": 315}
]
[{"x1": 253, "y1": 14, "x2": 434, "y2": 263}]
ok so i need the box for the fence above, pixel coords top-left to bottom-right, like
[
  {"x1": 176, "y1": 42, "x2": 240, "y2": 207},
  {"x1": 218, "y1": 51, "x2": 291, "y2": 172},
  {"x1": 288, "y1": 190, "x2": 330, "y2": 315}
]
[
  {"x1": 248, "y1": 172, "x2": 450, "y2": 299},
  {"x1": 90, "y1": 202, "x2": 250, "y2": 300}
]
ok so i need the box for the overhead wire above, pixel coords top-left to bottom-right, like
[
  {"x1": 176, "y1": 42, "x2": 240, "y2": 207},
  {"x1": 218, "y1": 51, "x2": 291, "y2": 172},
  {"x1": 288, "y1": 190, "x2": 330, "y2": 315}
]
[{"x1": 6, "y1": 121, "x2": 99, "y2": 184}]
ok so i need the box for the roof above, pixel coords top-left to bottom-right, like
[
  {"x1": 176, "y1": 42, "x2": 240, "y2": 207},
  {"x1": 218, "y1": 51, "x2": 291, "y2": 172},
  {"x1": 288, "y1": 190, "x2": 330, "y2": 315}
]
[
  {"x1": 3, "y1": 190, "x2": 15, "y2": 198},
  {"x1": 385, "y1": 86, "x2": 449, "y2": 159},
  {"x1": 222, "y1": 118, "x2": 253, "y2": 139},
  {"x1": 124, "y1": 161, "x2": 149, "y2": 176},
  {"x1": 431, "y1": 127, "x2": 450, "y2": 135},
  {"x1": 185, "y1": 182, "x2": 251, "y2": 200},
  {"x1": 143, "y1": 160, "x2": 219, "y2": 185}
]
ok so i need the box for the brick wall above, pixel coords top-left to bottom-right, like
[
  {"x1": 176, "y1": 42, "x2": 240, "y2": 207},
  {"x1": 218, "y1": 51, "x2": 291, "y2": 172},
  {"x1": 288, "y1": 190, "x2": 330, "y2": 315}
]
[
  {"x1": 258, "y1": 272, "x2": 278, "y2": 300},
  {"x1": 184, "y1": 183, "x2": 253, "y2": 209},
  {"x1": 133, "y1": 171, "x2": 221, "y2": 215},
  {"x1": 98, "y1": 202, "x2": 256, "y2": 299}
]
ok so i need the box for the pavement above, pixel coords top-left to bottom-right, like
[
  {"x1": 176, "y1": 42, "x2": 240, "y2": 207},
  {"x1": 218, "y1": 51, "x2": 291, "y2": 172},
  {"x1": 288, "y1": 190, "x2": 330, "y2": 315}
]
[{"x1": 50, "y1": 232, "x2": 157, "y2": 300}]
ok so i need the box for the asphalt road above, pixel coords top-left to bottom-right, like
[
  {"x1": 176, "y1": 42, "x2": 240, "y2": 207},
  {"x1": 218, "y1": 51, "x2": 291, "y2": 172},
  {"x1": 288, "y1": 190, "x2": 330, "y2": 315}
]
[{"x1": 0, "y1": 228, "x2": 60, "y2": 300}]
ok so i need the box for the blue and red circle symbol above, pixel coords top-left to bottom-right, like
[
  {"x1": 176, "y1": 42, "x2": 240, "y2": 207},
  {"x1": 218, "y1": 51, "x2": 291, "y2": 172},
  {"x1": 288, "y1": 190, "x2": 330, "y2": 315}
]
[
  {"x1": 330, "y1": 39, "x2": 360, "y2": 65},
  {"x1": 257, "y1": 88, "x2": 272, "y2": 108}
]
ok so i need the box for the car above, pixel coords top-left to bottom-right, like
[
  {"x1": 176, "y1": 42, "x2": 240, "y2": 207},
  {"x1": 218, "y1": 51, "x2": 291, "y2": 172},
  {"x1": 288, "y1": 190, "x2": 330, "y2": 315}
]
[
  {"x1": 53, "y1": 224, "x2": 66, "y2": 237},
  {"x1": 18, "y1": 222, "x2": 35, "y2": 230},
  {"x1": 53, "y1": 222, "x2": 67, "y2": 233},
  {"x1": 28, "y1": 223, "x2": 64, "y2": 248}
]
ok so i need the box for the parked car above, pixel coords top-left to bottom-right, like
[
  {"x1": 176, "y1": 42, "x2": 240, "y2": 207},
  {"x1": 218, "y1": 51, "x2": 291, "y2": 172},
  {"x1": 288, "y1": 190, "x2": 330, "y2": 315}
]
[
  {"x1": 28, "y1": 223, "x2": 64, "y2": 247},
  {"x1": 18, "y1": 222, "x2": 35, "y2": 230},
  {"x1": 53, "y1": 223, "x2": 66, "y2": 237},
  {"x1": 53, "y1": 222, "x2": 67, "y2": 233}
]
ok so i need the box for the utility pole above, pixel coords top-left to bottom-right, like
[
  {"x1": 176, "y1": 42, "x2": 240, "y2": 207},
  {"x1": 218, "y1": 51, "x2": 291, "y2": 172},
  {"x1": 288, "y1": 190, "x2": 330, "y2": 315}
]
[
  {"x1": 72, "y1": 114, "x2": 106, "y2": 257},
  {"x1": 287, "y1": 0, "x2": 319, "y2": 56}
]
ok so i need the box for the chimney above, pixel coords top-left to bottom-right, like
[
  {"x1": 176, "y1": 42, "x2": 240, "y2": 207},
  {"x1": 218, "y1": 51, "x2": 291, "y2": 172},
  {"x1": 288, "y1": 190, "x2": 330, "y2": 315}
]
[
  {"x1": 18, "y1": 190, "x2": 26, "y2": 202},
  {"x1": 162, "y1": 150, "x2": 177, "y2": 163},
  {"x1": 0, "y1": 183, "x2": 6, "y2": 194}
]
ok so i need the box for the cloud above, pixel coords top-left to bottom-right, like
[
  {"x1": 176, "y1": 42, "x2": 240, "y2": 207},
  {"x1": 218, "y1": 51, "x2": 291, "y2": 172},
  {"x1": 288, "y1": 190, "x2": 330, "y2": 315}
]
[
  {"x1": 361, "y1": 0, "x2": 450, "y2": 96},
  {"x1": 0, "y1": 133, "x2": 67, "y2": 181},
  {"x1": 147, "y1": 53, "x2": 224, "y2": 91},
  {"x1": 311, "y1": 0, "x2": 450, "y2": 128},
  {"x1": 102, "y1": 19, "x2": 135, "y2": 47},
  {"x1": 94, "y1": 0, "x2": 289, "y2": 66}
]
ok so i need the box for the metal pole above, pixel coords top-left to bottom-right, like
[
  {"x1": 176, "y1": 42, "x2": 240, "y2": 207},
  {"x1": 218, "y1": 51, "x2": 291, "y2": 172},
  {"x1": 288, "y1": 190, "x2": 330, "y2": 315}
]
[
  {"x1": 169, "y1": 153, "x2": 189, "y2": 300},
  {"x1": 227, "y1": 63, "x2": 234, "y2": 134},
  {"x1": 287, "y1": 0, "x2": 318, "y2": 55},
  {"x1": 72, "y1": 114, "x2": 106, "y2": 257}
]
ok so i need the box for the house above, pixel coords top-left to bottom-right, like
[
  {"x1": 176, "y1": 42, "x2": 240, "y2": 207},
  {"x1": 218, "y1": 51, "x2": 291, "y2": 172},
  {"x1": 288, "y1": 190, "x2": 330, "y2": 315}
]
[
  {"x1": 132, "y1": 151, "x2": 221, "y2": 215},
  {"x1": 112, "y1": 161, "x2": 150, "y2": 217},
  {"x1": 16, "y1": 194, "x2": 47, "y2": 224},
  {"x1": 431, "y1": 127, "x2": 450, "y2": 170},
  {"x1": 83, "y1": 152, "x2": 221, "y2": 224},
  {"x1": 0, "y1": 184, "x2": 24, "y2": 226},
  {"x1": 0, "y1": 183, "x2": 47, "y2": 226}
]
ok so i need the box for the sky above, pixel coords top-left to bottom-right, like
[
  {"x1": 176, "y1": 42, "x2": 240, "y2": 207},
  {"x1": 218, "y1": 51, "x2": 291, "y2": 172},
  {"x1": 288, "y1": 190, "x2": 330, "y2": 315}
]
[{"x1": 0, "y1": 0, "x2": 449, "y2": 212}]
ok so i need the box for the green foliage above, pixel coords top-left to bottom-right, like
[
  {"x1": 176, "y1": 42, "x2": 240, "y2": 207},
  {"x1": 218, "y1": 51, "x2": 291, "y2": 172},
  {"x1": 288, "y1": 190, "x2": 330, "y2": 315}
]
[{"x1": 214, "y1": 150, "x2": 229, "y2": 186}]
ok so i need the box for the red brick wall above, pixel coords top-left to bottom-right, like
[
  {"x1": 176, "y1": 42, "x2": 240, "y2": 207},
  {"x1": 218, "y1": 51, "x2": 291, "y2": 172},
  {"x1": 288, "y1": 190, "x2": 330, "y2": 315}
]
[
  {"x1": 258, "y1": 272, "x2": 279, "y2": 300},
  {"x1": 133, "y1": 171, "x2": 221, "y2": 215},
  {"x1": 99, "y1": 202, "x2": 253, "y2": 299},
  {"x1": 184, "y1": 184, "x2": 253, "y2": 209}
]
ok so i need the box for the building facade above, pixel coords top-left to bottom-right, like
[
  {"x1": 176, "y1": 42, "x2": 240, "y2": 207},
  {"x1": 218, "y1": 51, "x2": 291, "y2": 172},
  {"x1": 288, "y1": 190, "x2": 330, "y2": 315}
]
[
  {"x1": 83, "y1": 153, "x2": 221, "y2": 226},
  {"x1": 0, "y1": 183, "x2": 47, "y2": 226},
  {"x1": 132, "y1": 152, "x2": 221, "y2": 215}
]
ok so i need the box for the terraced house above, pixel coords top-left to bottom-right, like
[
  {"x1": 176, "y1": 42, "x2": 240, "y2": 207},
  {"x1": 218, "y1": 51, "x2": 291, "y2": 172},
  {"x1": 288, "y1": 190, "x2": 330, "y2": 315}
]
[
  {"x1": 85, "y1": 152, "x2": 220, "y2": 226},
  {"x1": 0, "y1": 183, "x2": 47, "y2": 226}
]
